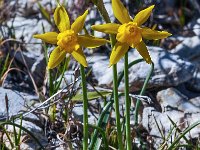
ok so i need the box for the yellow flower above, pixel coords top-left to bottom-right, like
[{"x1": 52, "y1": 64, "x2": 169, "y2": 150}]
[
  {"x1": 34, "y1": 4, "x2": 108, "y2": 69},
  {"x1": 91, "y1": 1, "x2": 171, "y2": 66}
]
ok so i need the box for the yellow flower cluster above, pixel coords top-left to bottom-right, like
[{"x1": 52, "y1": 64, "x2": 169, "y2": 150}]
[
  {"x1": 34, "y1": 6, "x2": 108, "y2": 69},
  {"x1": 34, "y1": 1, "x2": 171, "y2": 69},
  {"x1": 92, "y1": 2, "x2": 171, "y2": 66}
]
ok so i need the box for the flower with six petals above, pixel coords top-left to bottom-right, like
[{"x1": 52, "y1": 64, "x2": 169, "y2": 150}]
[
  {"x1": 34, "y1": 4, "x2": 108, "y2": 69},
  {"x1": 91, "y1": 0, "x2": 171, "y2": 66}
]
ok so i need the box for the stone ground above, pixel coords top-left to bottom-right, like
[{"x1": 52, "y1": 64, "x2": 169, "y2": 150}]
[{"x1": 0, "y1": 0, "x2": 200, "y2": 149}]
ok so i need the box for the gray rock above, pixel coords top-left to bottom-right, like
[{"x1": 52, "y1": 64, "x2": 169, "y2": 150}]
[
  {"x1": 142, "y1": 106, "x2": 200, "y2": 148},
  {"x1": 157, "y1": 88, "x2": 200, "y2": 113},
  {"x1": 187, "y1": 18, "x2": 200, "y2": 36},
  {"x1": 73, "y1": 102, "x2": 99, "y2": 125},
  {"x1": 171, "y1": 36, "x2": 200, "y2": 64},
  {"x1": 142, "y1": 107, "x2": 185, "y2": 136},
  {"x1": 189, "y1": 96, "x2": 200, "y2": 107},
  {"x1": 0, "y1": 87, "x2": 29, "y2": 118},
  {"x1": 5, "y1": 117, "x2": 48, "y2": 150},
  {"x1": 185, "y1": 68, "x2": 200, "y2": 92},
  {"x1": 90, "y1": 47, "x2": 196, "y2": 91},
  {"x1": 10, "y1": 50, "x2": 46, "y2": 87},
  {"x1": 185, "y1": 113, "x2": 200, "y2": 138},
  {"x1": 0, "y1": 88, "x2": 47, "y2": 149}
]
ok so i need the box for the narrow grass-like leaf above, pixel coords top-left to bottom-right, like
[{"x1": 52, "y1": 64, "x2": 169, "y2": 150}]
[
  {"x1": 89, "y1": 58, "x2": 144, "y2": 149},
  {"x1": 72, "y1": 91, "x2": 112, "y2": 102},
  {"x1": 0, "y1": 122, "x2": 44, "y2": 149},
  {"x1": 55, "y1": 57, "x2": 70, "y2": 91},
  {"x1": 174, "y1": 144, "x2": 194, "y2": 149},
  {"x1": 41, "y1": 23, "x2": 48, "y2": 64},
  {"x1": 12, "y1": 118, "x2": 18, "y2": 146},
  {"x1": 0, "y1": 53, "x2": 10, "y2": 79},
  {"x1": 2, "y1": 126, "x2": 14, "y2": 148},
  {"x1": 88, "y1": 124, "x2": 108, "y2": 150},
  {"x1": 159, "y1": 125, "x2": 176, "y2": 150},
  {"x1": 16, "y1": 116, "x2": 23, "y2": 146},
  {"x1": 168, "y1": 121, "x2": 200, "y2": 150},
  {"x1": 134, "y1": 62, "x2": 154, "y2": 125},
  {"x1": 167, "y1": 115, "x2": 192, "y2": 146},
  {"x1": 153, "y1": 115, "x2": 165, "y2": 140},
  {"x1": 37, "y1": 2, "x2": 51, "y2": 24}
]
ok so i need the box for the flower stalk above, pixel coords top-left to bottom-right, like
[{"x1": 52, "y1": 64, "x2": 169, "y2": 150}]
[
  {"x1": 80, "y1": 64, "x2": 89, "y2": 149},
  {"x1": 124, "y1": 52, "x2": 131, "y2": 149},
  {"x1": 113, "y1": 64, "x2": 124, "y2": 150},
  {"x1": 91, "y1": 0, "x2": 124, "y2": 149},
  {"x1": 33, "y1": 3, "x2": 108, "y2": 149}
]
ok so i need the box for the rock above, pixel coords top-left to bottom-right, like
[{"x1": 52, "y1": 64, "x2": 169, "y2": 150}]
[
  {"x1": 187, "y1": 18, "x2": 200, "y2": 36},
  {"x1": 189, "y1": 96, "x2": 200, "y2": 107},
  {"x1": 73, "y1": 102, "x2": 99, "y2": 125},
  {"x1": 5, "y1": 116, "x2": 48, "y2": 150},
  {"x1": 0, "y1": 48, "x2": 46, "y2": 89},
  {"x1": 89, "y1": 55, "x2": 123, "y2": 86},
  {"x1": 185, "y1": 68, "x2": 200, "y2": 92},
  {"x1": 0, "y1": 87, "x2": 38, "y2": 118},
  {"x1": 157, "y1": 88, "x2": 200, "y2": 113},
  {"x1": 142, "y1": 106, "x2": 200, "y2": 148},
  {"x1": 185, "y1": 113, "x2": 200, "y2": 138},
  {"x1": 0, "y1": 87, "x2": 47, "y2": 149},
  {"x1": 171, "y1": 36, "x2": 200, "y2": 64},
  {"x1": 90, "y1": 47, "x2": 196, "y2": 91},
  {"x1": 9, "y1": 18, "x2": 51, "y2": 53}
]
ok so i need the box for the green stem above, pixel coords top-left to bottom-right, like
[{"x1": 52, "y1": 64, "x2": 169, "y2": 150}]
[
  {"x1": 89, "y1": 101, "x2": 112, "y2": 149},
  {"x1": 89, "y1": 58, "x2": 144, "y2": 149},
  {"x1": 124, "y1": 52, "x2": 131, "y2": 150},
  {"x1": 113, "y1": 64, "x2": 124, "y2": 150},
  {"x1": 93, "y1": 0, "x2": 123, "y2": 148},
  {"x1": 80, "y1": 64, "x2": 88, "y2": 150},
  {"x1": 88, "y1": 124, "x2": 108, "y2": 150},
  {"x1": 134, "y1": 62, "x2": 154, "y2": 126}
]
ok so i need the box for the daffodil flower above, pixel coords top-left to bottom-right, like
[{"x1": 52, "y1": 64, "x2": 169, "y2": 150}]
[
  {"x1": 92, "y1": 0, "x2": 171, "y2": 66},
  {"x1": 34, "y1": 4, "x2": 108, "y2": 69}
]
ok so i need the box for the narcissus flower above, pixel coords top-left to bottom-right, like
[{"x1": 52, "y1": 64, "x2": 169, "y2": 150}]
[
  {"x1": 92, "y1": 0, "x2": 171, "y2": 66},
  {"x1": 34, "y1": 4, "x2": 108, "y2": 69}
]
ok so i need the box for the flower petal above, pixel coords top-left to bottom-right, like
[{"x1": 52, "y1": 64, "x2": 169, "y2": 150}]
[
  {"x1": 71, "y1": 48, "x2": 88, "y2": 67},
  {"x1": 33, "y1": 32, "x2": 58, "y2": 44},
  {"x1": 141, "y1": 27, "x2": 172, "y2": 40},
  {"x1": 48, "y1": 46, "x2": 67, "y2": 69},
  {"x1": 91, "y1": 23, "x2": 120, "y2": 34},
  {"x1": 54, "y1": 5, "x2": 70, "y2": 32},
  {"x1": 71, "y1": 10, "x2": 88, "y2": 33},
  {"x1": 135, "y1": 41, "x2": 152, "y2": 64},
  {"x1": 112, "y1": 0, "x2": 131, "y2": 24},
  {"x1": 109, "y1": 42, "x2": 129, "y2": 66},
  {"x1": 78, "y1": 35, "x2": 109, "y2": 48},
  {"x1": 133, "y1": 5, "x2": 154, "y2": 26}
]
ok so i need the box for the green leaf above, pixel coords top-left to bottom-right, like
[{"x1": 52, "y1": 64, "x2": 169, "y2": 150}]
[
  {"x1": 168, "y1": 120, "x2": 200, "y2": 150},
  {"x1": 37, "y1": 2, "x2": 51, "y2": 23},
  {"x1": 72, "y1": 91, "x2": 111, "y2": 102}
]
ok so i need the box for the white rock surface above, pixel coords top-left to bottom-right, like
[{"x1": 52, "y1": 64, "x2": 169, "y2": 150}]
[
  {"x1": 187, "y1": 18, "x2": 200, "y2": 36},
  {"x1": 157, "y1": 88, "x2": 200, "y2": 113},
  {"x1": 142, "y1": 106, "x2": 200, "y2": 148},
  {"x1": 0, "y1": 87, "x2": 37, "y2": 118},
  {"x1": 171, "y1": 36, "x2": 200, "y2": 63},
  {"x1": 90, "y1": 47, "x2": 196, "y2": 91}
]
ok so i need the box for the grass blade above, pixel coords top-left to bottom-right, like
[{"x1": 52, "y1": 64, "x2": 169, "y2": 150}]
[
  {"x1": 167, "y1": 115, "x2": 192, "y2": 146},
  {"x1": 168, "y1": 121, "x2": 200, "y2": 150},
  {"x1": 0, "y1": 122, "x2": 45, "y2": 149},
  {"x1": 89, "y1": 58, "x2": 144, "y2": 149}
]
